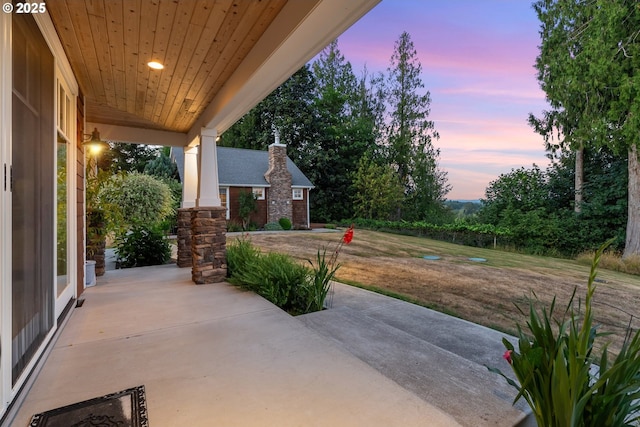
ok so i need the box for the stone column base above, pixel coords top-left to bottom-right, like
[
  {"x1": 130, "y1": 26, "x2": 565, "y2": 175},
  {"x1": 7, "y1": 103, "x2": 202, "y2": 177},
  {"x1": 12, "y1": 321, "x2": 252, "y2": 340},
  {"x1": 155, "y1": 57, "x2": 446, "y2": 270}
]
[
  {"x1": 177, "y1": 208, "x2": 192, "y2": 268},
  {"x1": 191, "y1": 206, "x2": 227, "y2": 284}
]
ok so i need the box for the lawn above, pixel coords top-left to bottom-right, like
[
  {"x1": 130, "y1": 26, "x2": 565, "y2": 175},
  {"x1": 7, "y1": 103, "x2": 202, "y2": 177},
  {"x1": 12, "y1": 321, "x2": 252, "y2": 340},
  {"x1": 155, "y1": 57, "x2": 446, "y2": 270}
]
[{"x1": 239, "y1": 229, "x2": 640, "y2": 352}]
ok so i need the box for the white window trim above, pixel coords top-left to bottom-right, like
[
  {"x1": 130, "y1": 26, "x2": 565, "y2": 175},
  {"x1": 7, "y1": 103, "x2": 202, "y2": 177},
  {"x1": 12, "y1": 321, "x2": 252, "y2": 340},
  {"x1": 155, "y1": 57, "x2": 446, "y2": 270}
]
[
  {"x1": 252, "y1": 187, "x2": 265, "y2": 200},
  {"x1": 292, "y1": 188, "x2": 304, "y2": 200},
  {"x1": 54, "y1": 70, "x2": 77, "y2": 318},
  {"x1": 219, "y1": 187, "x2": 230, "y2": 220}
]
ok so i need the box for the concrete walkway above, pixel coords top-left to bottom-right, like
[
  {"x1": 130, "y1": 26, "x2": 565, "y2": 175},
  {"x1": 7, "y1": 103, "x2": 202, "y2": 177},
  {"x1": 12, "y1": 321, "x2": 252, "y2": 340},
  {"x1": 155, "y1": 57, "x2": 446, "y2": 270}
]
[
  {"x1": 299, "y1": 284, "x2": 533, "y2": 426},
  {"x1": 9, "y1": 265, "x2": 459, "y2": 427}
]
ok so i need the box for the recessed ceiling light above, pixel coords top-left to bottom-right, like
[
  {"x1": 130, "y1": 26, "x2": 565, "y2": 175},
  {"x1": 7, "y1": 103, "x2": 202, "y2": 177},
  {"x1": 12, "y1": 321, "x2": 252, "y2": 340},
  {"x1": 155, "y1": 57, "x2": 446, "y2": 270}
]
[{"x1": 147, "y1": 61, "x2": 164, "y2": 70}]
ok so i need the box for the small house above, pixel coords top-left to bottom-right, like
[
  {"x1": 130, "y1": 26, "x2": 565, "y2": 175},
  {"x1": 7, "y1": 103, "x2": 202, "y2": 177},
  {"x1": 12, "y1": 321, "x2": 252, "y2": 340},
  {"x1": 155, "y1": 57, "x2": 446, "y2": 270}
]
[{"x1": 218, "y1": 145, "x2": 314, "y2": 229}]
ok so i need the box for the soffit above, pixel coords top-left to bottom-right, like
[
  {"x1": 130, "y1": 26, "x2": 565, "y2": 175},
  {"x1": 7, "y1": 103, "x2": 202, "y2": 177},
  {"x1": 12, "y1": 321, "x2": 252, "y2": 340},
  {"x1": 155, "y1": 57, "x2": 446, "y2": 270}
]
[
  {"x1": 48, "y1": 0, "x2": 287, "y2": 134},
  {"x1": 47, "y1": 0, "x2": 381, "y2": 145}
]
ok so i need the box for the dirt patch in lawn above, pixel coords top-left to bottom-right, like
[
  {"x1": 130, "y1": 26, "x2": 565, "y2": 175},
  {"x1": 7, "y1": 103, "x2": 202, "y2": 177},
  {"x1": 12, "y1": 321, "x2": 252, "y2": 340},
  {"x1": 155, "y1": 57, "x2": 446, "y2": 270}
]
[{"x1": 238, "y1": 229, "x2": 640, "y2": 352}]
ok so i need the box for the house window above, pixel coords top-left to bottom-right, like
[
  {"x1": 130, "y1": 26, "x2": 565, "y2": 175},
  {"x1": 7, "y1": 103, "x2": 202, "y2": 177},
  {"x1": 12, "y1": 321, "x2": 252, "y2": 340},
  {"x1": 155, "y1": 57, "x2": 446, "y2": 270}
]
[
  {"x1": 252, "y1": 187, "x2": 265, "y2": 200},
  {"x1": 292, "y1": 188, "x2": 304, "y2": 200},
  {"x1": 219, "y1": 188, "x2": 229, "y2": 219}
]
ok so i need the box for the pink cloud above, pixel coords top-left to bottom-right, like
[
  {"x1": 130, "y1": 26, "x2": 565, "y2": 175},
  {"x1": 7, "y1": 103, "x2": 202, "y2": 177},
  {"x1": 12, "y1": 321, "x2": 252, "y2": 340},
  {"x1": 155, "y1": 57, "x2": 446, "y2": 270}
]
[{"x1": 333, "y1": 0, "x2": 552, "y2": 200}]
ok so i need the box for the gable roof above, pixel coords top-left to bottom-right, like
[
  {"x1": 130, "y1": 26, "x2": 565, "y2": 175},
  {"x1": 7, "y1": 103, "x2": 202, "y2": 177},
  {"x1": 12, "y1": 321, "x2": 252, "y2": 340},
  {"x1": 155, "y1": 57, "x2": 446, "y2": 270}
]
[
  {"x1": 172, "y1": 146, "x2": 314, "y2": 189},
  {"x1": 217, "y1": 147, "x2": 313, "y2": 188}
]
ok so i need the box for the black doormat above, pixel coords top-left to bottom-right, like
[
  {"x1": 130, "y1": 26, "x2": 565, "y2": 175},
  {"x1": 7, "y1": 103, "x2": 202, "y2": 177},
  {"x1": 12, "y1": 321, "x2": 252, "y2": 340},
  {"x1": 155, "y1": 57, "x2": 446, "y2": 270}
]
[{"x1": 29, "y1": 385, "x2": 148, "y2": 427}]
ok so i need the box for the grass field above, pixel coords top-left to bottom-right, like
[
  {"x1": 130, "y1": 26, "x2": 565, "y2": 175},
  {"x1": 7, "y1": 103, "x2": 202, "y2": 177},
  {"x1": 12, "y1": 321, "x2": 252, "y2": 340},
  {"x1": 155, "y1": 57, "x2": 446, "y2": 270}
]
[{"x1": 240, "y1": 229, "x2": 640, "y2": 352}]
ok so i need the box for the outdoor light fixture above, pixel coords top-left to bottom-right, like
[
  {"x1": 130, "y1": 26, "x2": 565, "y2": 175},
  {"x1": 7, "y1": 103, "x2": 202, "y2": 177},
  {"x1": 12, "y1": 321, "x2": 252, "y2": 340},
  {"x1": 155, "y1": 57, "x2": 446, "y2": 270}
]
[
  {"x1": 83, "y1": 128, "x2": 109, "y2": 155},
  {"x1": 147, "y1": 61, "x2": 164, "y2": 70}
]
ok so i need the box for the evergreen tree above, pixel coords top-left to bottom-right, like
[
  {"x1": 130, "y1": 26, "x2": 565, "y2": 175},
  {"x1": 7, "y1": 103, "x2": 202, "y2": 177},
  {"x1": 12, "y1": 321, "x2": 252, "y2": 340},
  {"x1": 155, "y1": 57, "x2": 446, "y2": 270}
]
[
  {"x1": 352, "y1": 153, "x2": 403, "y2": 220},
  {"x1": 532, "y1": 0, "x2": 640, "y2": 258},
  {"x1": 144, "y1": 146, "x2": 179, "y2": 180},
  {"x1": 98, "y1": 142, "x2": 159, "y2": 173},
  {"x1": 310, "y1": 40, "x2": 372, "y2": 221},
  {"x1": 384, "y1": 32, "x2": 449, "y2": 220}
]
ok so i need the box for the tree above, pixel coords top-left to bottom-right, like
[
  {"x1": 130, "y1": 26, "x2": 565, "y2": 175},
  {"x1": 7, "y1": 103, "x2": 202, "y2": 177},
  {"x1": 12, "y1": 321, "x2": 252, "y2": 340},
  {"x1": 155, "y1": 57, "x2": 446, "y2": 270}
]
[
  {"x1": 479, "y1": 149, "x2": 627, "y2": 255},
  {"x1": 144, "y1": 146, "x2": 179, "y2": 180},
  {"x1": 98, "y1": 142, "x2": 160, "y2": 173},
  {"x1": 529, "y1": 1, "x2": 594, "y2": 213},
  {"x1": 352, "y1": 154, "x2": 403, "y2": 220},
  {"x1": 384, "y1": 32, "x2": 450, "y2": 220},
  {"x1": 480, "y1": 165, "x2": 550, "y2": 223},
  {"x1": 310, "y1": 40, "x2": 375, "y2": 221},
  {"x1": 219, "y1": 66, "x2": 318, "y2": 158},
  {"x1": 532, "y1": 0, "x2": 640, "y2": 258},
  {"x1": 221, "y1": 43, "x2": 384, "y2": 222},
  {"x1": 238, "y1": 190, "x2": 258, "y2": 230}
]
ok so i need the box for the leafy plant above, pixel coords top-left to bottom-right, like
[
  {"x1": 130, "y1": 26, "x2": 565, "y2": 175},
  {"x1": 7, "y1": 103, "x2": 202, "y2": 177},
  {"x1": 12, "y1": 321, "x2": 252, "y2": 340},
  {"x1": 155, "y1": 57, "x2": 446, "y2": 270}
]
[
  {"x1": 279, "y1": 217, "x2": 292, "y2": 230},
  {"x1": 305, "y1": 249, "x2": 340, "y2": 312},
  {"x1": 226, "y1": 236, "x2": 261, "y2": 279},
  {"x1": 231, "y1": 250, "x2": 309, "y2": 313},
  {"x1": 488, "y1": 240, "x2": 640, "y2": 426},
  {"x1": 238, "y1": 190, "x2": 258, "y2": 230},
  {"x1": 86, "y1": 208, "x2": 106, "y2": 259},
  {"x1": 115, "y1": 225, "x2": 171, "y2": 268},
  {"x1": 226, "y1": 228, "x2": 354, "y2": 315}
]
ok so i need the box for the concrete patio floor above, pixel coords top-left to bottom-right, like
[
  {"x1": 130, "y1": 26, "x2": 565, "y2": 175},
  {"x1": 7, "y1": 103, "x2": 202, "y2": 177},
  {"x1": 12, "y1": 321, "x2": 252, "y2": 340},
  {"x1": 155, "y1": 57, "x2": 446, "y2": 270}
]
[{"x1": 9, "y1": 265, "x2": 460, "y2": 427}]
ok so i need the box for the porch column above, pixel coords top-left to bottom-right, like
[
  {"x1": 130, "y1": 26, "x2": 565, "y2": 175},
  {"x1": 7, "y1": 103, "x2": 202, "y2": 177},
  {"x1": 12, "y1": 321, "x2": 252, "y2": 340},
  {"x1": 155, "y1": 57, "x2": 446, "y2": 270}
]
[
  {"x1": 182, "y1": 146, "x2": 198, "y2": 209},
  {"x1": 196, "y1": 128, "x2": 221, "y2": 207},
  {"x1": 190, "y1": 128, "x2": 226, "y2": 283},
  {"x1": 177, "y1": 147, "x2": 198, "y2": 268}
]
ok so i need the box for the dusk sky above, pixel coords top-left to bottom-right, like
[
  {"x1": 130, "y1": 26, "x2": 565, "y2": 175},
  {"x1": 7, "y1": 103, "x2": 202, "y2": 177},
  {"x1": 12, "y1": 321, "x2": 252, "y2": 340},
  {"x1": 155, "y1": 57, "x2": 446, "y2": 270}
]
[{"x1": 335, "y1": 0, "x2": 551, "y2": 200}]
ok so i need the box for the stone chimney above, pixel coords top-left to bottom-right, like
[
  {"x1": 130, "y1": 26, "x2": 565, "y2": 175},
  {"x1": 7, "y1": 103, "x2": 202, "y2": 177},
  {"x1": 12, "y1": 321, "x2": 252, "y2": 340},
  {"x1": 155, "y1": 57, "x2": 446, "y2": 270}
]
[{"x1": 264, "y1": 141, "x2": 293, "y2": 224}]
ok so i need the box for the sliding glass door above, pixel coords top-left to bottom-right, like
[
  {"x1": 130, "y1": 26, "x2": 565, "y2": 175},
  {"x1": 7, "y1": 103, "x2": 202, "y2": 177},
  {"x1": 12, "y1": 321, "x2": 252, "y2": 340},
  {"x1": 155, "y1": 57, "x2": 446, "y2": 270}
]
[{"x1": 11, "y1": 12, "x2": 55, "y2": 385}]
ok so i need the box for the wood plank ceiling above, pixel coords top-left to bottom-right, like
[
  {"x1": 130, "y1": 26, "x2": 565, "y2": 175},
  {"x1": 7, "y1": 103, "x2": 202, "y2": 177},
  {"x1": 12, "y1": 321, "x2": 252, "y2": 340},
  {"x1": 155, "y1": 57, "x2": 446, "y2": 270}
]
[{"x1": 48, "y1": 0, "x2": 287, "y2": 133}]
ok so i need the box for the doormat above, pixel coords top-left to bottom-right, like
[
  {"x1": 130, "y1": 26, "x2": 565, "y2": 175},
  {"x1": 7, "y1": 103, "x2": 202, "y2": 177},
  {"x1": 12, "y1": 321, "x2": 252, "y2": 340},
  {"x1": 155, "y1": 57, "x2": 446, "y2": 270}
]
[{"x1": 29, "y1": 385, "x2": 148, "y2": 427}]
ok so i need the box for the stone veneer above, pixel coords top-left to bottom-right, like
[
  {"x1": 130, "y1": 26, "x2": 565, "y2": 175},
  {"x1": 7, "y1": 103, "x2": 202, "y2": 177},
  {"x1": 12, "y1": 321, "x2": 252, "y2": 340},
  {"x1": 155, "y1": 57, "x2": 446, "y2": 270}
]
[
  {"x1": 264, "y1": 143, "x2": 293, "y2": 224},
  {"x1": 176, "y1": 208, "x2": 192, "y2": 268},
  {"x1": 190, "y1": 206, "x2": 227, "y2": 284}
]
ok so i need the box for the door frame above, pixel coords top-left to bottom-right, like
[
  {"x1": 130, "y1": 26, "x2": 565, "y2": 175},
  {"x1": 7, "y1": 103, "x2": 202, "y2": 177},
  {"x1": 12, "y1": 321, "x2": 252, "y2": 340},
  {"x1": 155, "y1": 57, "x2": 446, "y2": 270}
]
[
  {"x1": 0, "y1": 11, "x2": 79, "y2": 419},
  {"x1": 0, "y1": 10, "x2": 12, "y2": 415}
]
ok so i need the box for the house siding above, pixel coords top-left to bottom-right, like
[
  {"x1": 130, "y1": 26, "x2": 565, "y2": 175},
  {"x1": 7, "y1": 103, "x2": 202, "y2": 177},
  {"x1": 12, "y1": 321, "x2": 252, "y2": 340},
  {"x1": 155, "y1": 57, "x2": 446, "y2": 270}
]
[
  {"x1": 228, "y1": 187, "x2": 267, "y2": 228},
  {"x1": 292, "y1": 188, "x2": 309, "y2": 229}
]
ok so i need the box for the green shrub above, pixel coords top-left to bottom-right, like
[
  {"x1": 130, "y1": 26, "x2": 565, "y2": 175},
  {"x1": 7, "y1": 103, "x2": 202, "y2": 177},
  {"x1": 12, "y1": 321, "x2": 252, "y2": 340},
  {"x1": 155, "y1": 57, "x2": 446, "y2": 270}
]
[
  {"x1": 226, "y1": 238, "x2": 335, "y2": 315},
  {"x1": 226, "y1": 221, "x2": 243, "y2": 232},
  {"x1": 263, "y1": 222, "x2": 283, "y2": 231},
  {"x1": 98, "y1": 172, "x2": 174, "y2": 233},
  {"x1": 278, "y1": 217, "x2": 292, "y2": 230},
  {"x1": 115, "y1": 225, "x2": 171, "y2": 268},
  {"x1": 232, "y1": 251, "x2": 309, "y2": 313},
  {"x1": 226, "y1": 236, "x2": 261, "y2": 279}
]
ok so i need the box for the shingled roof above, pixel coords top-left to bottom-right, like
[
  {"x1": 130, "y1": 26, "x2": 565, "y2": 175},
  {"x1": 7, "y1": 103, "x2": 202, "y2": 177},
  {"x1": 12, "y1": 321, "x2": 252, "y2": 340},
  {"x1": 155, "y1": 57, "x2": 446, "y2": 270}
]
[{"x1": 173, "y1": 146, "x2": 314, "y2": 188}]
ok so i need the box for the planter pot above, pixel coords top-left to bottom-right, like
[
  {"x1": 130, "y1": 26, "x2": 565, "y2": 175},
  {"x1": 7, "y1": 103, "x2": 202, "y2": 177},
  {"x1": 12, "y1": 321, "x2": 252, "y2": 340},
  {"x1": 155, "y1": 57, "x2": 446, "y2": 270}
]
[{"x1": 85, "y1": 260, "x2": 97, "y2": 287}]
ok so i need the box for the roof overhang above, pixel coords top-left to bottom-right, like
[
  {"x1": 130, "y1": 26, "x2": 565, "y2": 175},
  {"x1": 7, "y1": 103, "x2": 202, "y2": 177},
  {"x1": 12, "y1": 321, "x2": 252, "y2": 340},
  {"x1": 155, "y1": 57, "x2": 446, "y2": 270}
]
[{"x1": 47, "y1": 0, "x2": 380, "y2": 146}]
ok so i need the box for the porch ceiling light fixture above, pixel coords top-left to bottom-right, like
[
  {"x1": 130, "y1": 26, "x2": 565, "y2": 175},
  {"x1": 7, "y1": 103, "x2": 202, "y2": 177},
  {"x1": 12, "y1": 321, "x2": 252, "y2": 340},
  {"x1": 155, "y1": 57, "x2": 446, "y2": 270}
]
[
  {"x1": 83, "y1": 128, "x2": 109, "y2": 155},
  {"x1": 147, "y1": 61, "x2": 164, "y2": 70}
]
